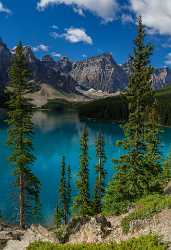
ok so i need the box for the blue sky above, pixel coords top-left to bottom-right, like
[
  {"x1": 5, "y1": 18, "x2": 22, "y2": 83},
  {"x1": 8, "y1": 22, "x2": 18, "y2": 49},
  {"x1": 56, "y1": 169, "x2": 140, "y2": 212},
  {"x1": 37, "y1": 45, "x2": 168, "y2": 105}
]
[{"x1": 0, "y1": 0, "x2": 171, "y2": 68}]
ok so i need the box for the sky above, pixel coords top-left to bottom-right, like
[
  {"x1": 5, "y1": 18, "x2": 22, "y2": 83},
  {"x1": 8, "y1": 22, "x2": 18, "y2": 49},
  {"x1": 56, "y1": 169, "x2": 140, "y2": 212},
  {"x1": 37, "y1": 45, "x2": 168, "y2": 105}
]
[{"x1": 0, "y1": 0, "x2": 171, "y2": 67}]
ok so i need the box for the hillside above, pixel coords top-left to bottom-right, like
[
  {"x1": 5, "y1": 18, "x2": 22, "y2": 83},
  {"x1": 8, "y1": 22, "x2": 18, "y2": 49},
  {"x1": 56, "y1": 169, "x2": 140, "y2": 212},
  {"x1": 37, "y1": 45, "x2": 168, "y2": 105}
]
[{"x1": 77, "y1": 85, "x2": 171, "y2": 126}]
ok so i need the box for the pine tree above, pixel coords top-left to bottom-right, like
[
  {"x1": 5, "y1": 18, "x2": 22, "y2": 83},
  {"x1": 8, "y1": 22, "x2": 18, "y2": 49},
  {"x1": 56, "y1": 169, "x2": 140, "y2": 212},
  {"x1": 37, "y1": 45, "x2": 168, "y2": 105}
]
[
  {"x1": 6, "y1": 43, "x2": 41, "y2": 228},
  {"x1": 93, "y1": 132, "x2": 106, "y2": 214},
  {"x1": 103, "y1": 17, "x2": 162, "y2": 215},
  {"x1": 163, "y1": 152, "x2": 171, "y2": 184},
  {"x1": 59, "y1": 156, "x2": 68, "y2": 224},
  {"x1": 74, "y1": 127, "x2": 91, "y2": 216},
  {"x1": 66, "y1": 164, "x2": 72, "y2": 220}
]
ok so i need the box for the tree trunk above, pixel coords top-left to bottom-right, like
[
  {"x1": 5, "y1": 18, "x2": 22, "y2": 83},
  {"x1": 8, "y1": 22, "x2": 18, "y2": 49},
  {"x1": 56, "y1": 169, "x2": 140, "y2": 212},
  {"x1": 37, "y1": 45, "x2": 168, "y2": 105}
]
[{"x1": 19, "y1": 172, "x2": 25, "y2": 229}]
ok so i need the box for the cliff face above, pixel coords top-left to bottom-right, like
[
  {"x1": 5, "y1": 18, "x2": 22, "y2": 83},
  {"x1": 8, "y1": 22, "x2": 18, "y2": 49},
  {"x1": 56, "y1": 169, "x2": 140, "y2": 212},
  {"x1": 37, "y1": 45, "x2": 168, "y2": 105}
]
[
  {"x1": 71, "y1": 54, "x2": 128, "y2": 93},
  {"x1": 0, "y1": 39, "x2": 11, "y2": 85},
  {"x1": 0, "y1": 39, "x2": 171, "y2": 97},
  {"x1": 152, "y1": 67, "x2": 171, "y2": 89}
]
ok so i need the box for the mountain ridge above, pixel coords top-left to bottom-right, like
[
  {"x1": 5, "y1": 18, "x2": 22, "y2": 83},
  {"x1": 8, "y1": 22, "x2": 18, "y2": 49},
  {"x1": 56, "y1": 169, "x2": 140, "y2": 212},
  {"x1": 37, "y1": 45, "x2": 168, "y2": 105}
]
[{"x1": 0, "y1": 39, "x2": 171, "y2": 98}]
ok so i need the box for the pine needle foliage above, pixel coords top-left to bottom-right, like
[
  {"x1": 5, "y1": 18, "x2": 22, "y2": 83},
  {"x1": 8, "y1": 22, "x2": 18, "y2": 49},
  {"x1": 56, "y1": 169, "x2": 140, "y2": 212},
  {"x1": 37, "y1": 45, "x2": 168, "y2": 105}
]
[
  {"x1": 6, "y1": 42, "x2": 40, "y2": 228},
  {"x1": 73, "y1": 127, "x2": 91, "y2": 216},
  {"x1": 93, "y1": 132, "x2": 106, "y2": 214},
  {"x1": 103, "y1": 17, "x2": 162, "y2": 215}
]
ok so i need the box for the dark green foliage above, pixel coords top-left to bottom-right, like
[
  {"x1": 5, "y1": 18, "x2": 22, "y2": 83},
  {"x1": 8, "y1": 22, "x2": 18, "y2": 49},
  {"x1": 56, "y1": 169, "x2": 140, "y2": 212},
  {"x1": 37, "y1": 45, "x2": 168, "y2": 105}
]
[
  {"x1": 54, "y1": 206, "x2": 62, "y2": 227},
  {"x1": 57, "y1": 157, "x2": 72, "y2": 225},
  {"x1": 155, "y1": 85, "x2": 171, "y2": 126},
  {"x1": 121, "y1": 194, "x2": 171, "y2": 234},
  {"x1": 78, "y1": 95, "x2": 128, "y2": 122},
  {"x1": 6, "y1": 43, "x2": 40, "y2": 228},
  {"x1": 103, "y1": 17, "x2": 162, "y2": 215},
  {"x1": 59, "y1": 156, "x2": 68, "y2": 224},
  {"x1": 27, "y1": 234, "x2": 168, "y2": 250},
  {"x1": 66, "y1": 164, "x2": 72, "y2": 218},
  {"x1": 73, "y1": 127, "x2": 91, "y2": 216},
  {"x1": 163, "y1": 152, "x2": 171, "y2": 184},
  {"x1": 93, "y1": 132, "x2": 106, "y2": 214}
]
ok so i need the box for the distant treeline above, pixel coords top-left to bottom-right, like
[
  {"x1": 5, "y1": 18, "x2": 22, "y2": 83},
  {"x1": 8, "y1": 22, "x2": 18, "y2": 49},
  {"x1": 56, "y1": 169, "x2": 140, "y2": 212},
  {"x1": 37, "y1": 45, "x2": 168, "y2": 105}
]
[{"x1": 78, "y1": 86, "x2": 171, "y2": 126}]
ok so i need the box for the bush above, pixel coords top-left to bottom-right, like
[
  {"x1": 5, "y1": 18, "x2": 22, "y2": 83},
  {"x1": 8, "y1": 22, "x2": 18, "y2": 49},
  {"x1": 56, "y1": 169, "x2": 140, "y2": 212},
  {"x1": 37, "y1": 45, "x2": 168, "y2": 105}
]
[
  {"x1": 27, "y1": 234, "x2": 167, "y2": 250},
  {"x1": 121, "y1": 194, "x2": 171, "y2": 234},
  {"x1": 102, "y1": 178, "x2": 131, "y2": 216}
]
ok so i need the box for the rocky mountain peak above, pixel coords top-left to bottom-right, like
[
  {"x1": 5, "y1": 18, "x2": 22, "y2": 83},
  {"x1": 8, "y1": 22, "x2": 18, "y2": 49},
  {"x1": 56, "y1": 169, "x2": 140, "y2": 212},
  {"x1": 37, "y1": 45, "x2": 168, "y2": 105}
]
[
  {"x1": 59, "y1": 56, "x2": 72, "y2": 74},
  {"x1": 42, "y1": 55, "x2": 55, "y2": 63},
  {"x1": 71, "y1": 53, "x2": 128, "y2": 93},
  {"x1": 23, "y1": 46, "x2": 37, "y2": 64}
]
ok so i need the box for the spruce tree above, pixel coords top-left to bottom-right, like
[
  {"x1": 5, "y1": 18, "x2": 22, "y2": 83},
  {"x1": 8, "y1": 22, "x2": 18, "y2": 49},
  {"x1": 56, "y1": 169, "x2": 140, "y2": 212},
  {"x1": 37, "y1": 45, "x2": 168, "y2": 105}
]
[
  {"x1": 66, "y1": 164, "x2": 72, "y2": 220},
  {"x1": 103, "y1": 17, "x2": 162, "y2": 215},
  {"x1": 163, "y1": 152, "x2": 171, "y2": 184},
  {"x1": 59, "y1": 156, "x2": 68, "y2": 224},
  {"x1": 6, "y1": 43, "x2": 40, "y2": 228},
  {"x1": 74, "y1": 127, "x2": 91, "y2": 216},
  {"x1": 93, "y1": 132, "x2": 106, "y2": 214}
]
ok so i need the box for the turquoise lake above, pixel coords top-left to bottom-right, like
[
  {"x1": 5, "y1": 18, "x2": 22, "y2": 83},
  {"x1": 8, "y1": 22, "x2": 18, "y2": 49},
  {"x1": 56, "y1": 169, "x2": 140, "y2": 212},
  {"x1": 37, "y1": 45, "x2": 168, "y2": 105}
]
[{"x1": 0, "y1": 111, "x2": 171, "y2": 225}]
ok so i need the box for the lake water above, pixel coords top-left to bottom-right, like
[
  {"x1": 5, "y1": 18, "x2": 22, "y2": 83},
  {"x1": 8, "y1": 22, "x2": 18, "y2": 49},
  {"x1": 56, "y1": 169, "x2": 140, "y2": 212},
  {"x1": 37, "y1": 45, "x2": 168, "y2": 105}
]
[{"x1": 0, "y1": 111, "x2": 171, "y2": 225}]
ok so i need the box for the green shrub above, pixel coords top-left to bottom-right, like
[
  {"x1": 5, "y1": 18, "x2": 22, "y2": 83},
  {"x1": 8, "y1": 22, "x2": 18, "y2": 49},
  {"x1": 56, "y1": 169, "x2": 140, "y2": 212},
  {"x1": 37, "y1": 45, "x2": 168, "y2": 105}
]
[
  {"x1": 121, "y1": 194, "x2": 171, "y2": 234},
  {"x1": 27, "y1": 234, "x2": 167, "y2": 250}
]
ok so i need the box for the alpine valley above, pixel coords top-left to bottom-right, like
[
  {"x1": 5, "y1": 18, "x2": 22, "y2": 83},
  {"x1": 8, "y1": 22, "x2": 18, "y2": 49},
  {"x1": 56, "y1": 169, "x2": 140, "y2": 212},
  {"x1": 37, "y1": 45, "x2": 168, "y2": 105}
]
[{"x1": 0, "y1": 38, "x2": 171, "y2": 109}]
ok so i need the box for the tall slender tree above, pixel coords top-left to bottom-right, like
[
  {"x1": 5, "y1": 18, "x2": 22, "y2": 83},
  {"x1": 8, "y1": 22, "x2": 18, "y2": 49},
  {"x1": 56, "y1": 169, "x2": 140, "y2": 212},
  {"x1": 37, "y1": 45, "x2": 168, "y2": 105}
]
[
  {"x1": 66, "y1": 164, "x2": 72, "y2": 220},
  {"x1": 7, "y1": 43, "x2": 40, "y2": 228},
  {"x1": 93, "y1": 132, "x2": 106, "y2": 214},
  {"x1": 103, "y1": 17, "x2": 162, "y2": 214},
  {"x1": 74, "y1": 127, "x2": 91, "y2": 216},
  {"x1": 59, "y1": 156, "x2": 67, "y2": 224}
]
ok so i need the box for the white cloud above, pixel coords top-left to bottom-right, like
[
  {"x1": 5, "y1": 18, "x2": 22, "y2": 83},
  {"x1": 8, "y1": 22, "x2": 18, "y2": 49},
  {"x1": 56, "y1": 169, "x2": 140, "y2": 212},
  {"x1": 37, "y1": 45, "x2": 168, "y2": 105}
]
[
  {"x1": 50, "y1": 27, "x2": 93, "y2": 45},
  {"x1": 73, "y1": 7, "x2": 85, "y2": 16},
  {"x1": 32, "y1": 44, "x2": 49, "y2": 52},
  {"x1": 37, "y1": 0, "x2": 118, "y2": 22},
  {"x1": 121, "y1": 14, "x2": 134, "y2": 24},
  {"x1": 165, "y1": 53, "x2": 171, "y2": 65},
  {"x1": 51, "y1": 52, "x2": 61, "y2": 57},
  {"x1": 129, "y1": 0, "x2": 171, "y2": 35},
  {"x1": 51, "y1": 24, "x2": 59, "y2": 29},
  {"x1": 0, "y1": 2, "x2": 11, "y2": 14}
]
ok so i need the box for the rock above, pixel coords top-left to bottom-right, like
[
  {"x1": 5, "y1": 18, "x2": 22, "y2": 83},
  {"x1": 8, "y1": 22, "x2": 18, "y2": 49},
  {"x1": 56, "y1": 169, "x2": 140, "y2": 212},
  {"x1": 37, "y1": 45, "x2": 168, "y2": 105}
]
[
  {"x1": 4, "y1": 224, "x2": 58, "y2": 250},
  {"x1": 71, "y1": 53, "x2": 128, "y2": 93},
  {"x1": 68, "y1": 216, "x2": 112, "y2": 243}
]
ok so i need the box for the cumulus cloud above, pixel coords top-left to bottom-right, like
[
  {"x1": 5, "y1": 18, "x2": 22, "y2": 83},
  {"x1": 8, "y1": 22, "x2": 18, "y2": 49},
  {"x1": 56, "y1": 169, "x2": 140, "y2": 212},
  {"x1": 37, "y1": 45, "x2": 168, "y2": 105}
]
[
  {"x1": 51, "y1": 52, "x2": 61, "y2": 57},
  {"x1": 50, "y1": 27, "x2": 93, "y2": 45},
  {"x1": 37, "y1": 0, "x2": 118, "y2": 22},
  {"x1": 129, "y1": 0, "x2": 171, "y2": 35},
  {"x1": 51, "y1": 24, "x2": 59, "y2": 29},
  {"x1": 0, "y1": 2, "x2": 11, "y2": 14},
  {"x1": 32, "y1": 44, "x2": 49, "y2": 52},
  {"x1": 165, "y1": 53, "x2": 171, "y2": 65}
]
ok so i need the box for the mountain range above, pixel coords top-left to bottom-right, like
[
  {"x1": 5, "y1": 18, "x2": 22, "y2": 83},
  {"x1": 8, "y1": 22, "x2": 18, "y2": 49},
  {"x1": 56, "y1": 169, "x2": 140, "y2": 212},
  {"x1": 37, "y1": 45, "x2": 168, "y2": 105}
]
[{"x1": 0, "y1": 38, "x2": 171, "y2": 101}]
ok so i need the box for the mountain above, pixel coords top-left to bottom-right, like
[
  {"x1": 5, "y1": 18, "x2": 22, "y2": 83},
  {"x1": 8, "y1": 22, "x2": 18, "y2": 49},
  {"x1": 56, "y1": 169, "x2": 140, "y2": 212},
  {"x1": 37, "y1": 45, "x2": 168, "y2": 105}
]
[
  {"x1": 152, "y1": 67, "x2": 171, "y2": 89},
  {"x1": 71, "y1": 53, "x2": 128, "y2": 93},
  {"x1": 0, "y1": 40, "x2": 128, "y2": 96},
  {"x1": 122, "y1": 62, "x2": 171, "y2": 89},
  {"x1": 0, "y1": 39, "x2": 171, "y2": 101}
]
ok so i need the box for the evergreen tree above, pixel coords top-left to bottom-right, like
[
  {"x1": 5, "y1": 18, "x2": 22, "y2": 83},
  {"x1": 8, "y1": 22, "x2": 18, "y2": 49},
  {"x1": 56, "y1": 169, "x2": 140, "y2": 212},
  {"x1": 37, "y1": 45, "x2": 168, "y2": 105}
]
[
  {"x1": 54, "y1": 204, "x2": 62, "y2": 227},
  {"x1": 103, "y1": 17, "x2": 162, "y2": 215},
  {"x1": 74, "y1": 127, "x2": 91, "y2": 216},
  {"x1": 6, "y1": 43, "x2": 40, "y2": 228},
  {"x1": 59, "y1": 156, "x2": 68, "y2": 224},
  {"x1": 163, "y1": 152, "x2": 171, "y2": 184},
  {"x1": 66, "y1": 164, "x2": 72, "y2": 220},
  {"x1": 93, "y1": 132, "x2": 106, "y2": 214}
]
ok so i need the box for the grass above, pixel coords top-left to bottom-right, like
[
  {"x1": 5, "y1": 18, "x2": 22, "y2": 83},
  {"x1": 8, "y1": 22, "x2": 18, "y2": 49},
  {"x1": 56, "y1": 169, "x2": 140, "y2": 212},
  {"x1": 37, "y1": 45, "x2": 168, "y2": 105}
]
[
  {"x1": 121, "y1": 194, "x2": 171, "y2": 234},
  {"x1": 27, "y1": 234, "x2": 167, "y2": 250}
]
